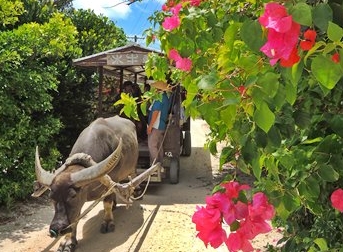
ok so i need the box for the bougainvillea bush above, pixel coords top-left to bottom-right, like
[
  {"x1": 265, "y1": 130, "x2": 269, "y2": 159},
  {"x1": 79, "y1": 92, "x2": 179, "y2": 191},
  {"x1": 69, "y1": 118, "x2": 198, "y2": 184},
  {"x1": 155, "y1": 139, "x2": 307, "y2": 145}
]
[{"x1": 136, "y1": 0, "x2": 343, "y2": 250}]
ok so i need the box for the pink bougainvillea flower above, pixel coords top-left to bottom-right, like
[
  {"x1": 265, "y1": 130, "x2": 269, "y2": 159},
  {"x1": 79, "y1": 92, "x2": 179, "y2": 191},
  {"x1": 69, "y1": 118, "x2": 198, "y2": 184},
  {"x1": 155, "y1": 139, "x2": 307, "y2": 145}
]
[
  {"x1": 206, "y1": 191, "x2": 248, "y2": 225},
  {"x1": 260, "y1": 21, "x2": 300, "y2": 66},
  {"x1": 162, "y1": 15, "x2": 181, "y2": 31},
  {"x1": 259, "y1": 2, "x2": 301, "y2": 67},
  {"x1": 224, "y1": 201, "x2": 246, "y2": 225},
  {"x1": 300, "y1": 29, "x2": 317, "y2": 51},
  {"x1": 197, "y1": 225, "x2": 227, "y2": 248},
  {"x1": 226, "y1": 232, "x2": 254, "y2": 252},
  {"x1": 168, "y1": 48, "x2": 182, "y2": 61},
  {"x1": 238, "y1": 216, "x2": 272, "y2": 241},
  {"x1": 249, "y1": 192, "x2": 275, "y2": 220},
  {"x1": 192, "y1": 205, "x2": 221, "y2": 231},
  {"x1": 193, "y1": 181, "x2": 275, "y2": 251},
  {"x1": 221, "y1": 181, "x2": 250, "y2": 200},
  {"x1": 206, "y1": 192, "x2": 233, "y2": 212},
  {"x1": 331, "y1": 188, "x2": 343, "y2": 212},
  {"x1": 175, "y1": 57, "x2": 192, "y2": 72},
  {"x1": 332, "y1": 53, "x2": 340, "y2": 63},
  {"x1": 192, "y1": 206, "x2": 226, "y2": 248},
  {"x1": 259, "y1": 2, "x2": 293, "y2": 33},
  {"x1": 162, "y1": 4, "x2": 169, "y2": 11},
  {"x1": 189, "y1": 0, "x2": 202, "y2": 6},
  {"x1": 168, "y1": 49, "x2": 192, "y2": 72},
  {"x1": 171, "y1": 3, "x2": 182, "y2": 15}
]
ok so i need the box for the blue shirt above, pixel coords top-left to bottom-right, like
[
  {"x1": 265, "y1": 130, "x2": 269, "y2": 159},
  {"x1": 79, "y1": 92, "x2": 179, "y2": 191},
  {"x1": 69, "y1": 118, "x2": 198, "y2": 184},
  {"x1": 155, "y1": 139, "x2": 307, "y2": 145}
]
[{"x1": 148, "y1": 92, "x2": 170, "y2": 131}]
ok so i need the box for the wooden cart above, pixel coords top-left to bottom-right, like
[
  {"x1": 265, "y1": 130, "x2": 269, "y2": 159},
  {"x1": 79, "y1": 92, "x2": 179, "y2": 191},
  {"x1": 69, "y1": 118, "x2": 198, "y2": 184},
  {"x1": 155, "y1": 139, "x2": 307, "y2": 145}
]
[{"x1": 73, "y1": 43, "x2": 191, "y2": 184}]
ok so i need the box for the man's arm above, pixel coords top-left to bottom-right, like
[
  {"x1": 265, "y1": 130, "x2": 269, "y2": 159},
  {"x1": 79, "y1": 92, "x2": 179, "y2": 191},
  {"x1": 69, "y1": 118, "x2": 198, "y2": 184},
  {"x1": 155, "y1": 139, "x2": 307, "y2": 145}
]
[{"x1": 147, "y1": 110, "x2": 160, "y2": 134}]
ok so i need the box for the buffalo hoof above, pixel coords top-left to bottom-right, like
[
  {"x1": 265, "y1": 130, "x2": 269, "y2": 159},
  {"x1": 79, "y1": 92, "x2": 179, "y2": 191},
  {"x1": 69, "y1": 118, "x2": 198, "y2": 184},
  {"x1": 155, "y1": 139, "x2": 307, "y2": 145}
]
[
  {"x1": 56, "y1": 242, "x2": 76, "y2": 252},
  {"x1": 100, "y1": 220, "x2": 115, "y2": 233}
]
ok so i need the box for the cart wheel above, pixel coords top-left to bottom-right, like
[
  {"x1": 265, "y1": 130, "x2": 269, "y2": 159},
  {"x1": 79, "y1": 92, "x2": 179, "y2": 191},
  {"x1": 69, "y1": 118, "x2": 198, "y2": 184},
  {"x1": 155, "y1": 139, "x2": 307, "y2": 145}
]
[
  {"x1": 182, "y1": 131, "x2": 192, "y2": 157},
  {"x1": 169, "y1": 158, "x2": 180, "y2": 184}
]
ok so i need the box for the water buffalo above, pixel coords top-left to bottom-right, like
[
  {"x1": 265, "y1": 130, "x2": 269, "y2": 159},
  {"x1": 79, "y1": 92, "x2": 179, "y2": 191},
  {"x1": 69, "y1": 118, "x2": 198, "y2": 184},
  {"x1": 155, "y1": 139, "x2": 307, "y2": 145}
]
[{"x1": 34, "y1": 115, "x2": 138, "y2": 252}]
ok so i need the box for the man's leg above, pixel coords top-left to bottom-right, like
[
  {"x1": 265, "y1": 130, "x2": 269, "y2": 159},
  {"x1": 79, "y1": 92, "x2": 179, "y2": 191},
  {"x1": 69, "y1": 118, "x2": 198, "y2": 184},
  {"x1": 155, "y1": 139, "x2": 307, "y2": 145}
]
[{"x1": 148, "y1": 129, "x2": 164, "y2": 165}]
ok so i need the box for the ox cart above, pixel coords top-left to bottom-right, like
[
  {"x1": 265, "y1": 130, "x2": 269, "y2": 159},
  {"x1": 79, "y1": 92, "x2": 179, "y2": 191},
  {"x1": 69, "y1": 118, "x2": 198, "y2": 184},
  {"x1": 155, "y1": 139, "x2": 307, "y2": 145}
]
[
  {"x1": 72, "y1": 42, "x2": 192, "y2": 184},
  {"x1": 31, "y1": 43, "x2": 192, "y2": 252}
]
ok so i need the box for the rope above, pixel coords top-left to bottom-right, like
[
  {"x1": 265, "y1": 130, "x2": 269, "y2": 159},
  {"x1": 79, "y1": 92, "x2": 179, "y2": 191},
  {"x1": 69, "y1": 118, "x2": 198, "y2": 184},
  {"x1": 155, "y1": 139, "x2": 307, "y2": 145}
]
[{"x1": 130, "y1": 172, "x2": 151, "y2": 200}]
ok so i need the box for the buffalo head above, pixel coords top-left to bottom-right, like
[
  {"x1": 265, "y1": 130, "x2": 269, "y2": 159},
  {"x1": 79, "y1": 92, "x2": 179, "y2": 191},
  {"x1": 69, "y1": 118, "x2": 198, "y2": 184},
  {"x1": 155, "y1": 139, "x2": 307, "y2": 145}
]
[{"x1": 34, "y1": 138, "x2": 122, "y2": 238}]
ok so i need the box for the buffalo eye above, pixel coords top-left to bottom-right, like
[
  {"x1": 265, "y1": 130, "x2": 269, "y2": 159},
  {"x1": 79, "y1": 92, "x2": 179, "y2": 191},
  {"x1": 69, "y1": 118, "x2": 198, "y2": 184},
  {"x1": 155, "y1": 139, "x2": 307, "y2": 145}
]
[{"x1": 67, "y1": 187, "x2": 80, "y2": 201}]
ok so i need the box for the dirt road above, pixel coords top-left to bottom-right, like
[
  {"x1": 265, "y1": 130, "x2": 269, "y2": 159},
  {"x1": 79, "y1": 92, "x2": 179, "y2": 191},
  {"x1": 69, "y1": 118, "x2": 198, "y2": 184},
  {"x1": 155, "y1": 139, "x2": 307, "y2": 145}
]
[{"x1": 0, "y1": 119, "x2": 281, "y2": 252}]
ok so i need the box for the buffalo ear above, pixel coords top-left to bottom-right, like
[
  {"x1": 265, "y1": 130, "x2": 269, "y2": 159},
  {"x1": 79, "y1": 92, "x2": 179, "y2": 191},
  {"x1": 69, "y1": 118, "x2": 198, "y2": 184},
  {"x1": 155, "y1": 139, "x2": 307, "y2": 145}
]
[{"x1": 31, "y1": 180, "x2": 49, "y2": 198}]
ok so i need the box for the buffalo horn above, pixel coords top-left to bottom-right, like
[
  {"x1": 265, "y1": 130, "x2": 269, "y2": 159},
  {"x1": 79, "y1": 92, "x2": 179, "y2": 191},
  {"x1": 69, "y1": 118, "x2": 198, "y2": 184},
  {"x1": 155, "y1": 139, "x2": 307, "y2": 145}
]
[
  {"x1": 35, "y1": 147, "x2": 55, "y2": 186},
  {"x1": 70, "y1": 138, "x2": 123, "y2": 186}
]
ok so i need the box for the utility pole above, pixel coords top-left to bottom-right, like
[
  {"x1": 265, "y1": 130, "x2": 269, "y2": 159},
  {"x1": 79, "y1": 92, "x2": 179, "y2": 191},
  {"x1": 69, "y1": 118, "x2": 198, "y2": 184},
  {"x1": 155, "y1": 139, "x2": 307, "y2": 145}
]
[{"x1": 127, "y1": 35, "x2": 145, "y2": 43}]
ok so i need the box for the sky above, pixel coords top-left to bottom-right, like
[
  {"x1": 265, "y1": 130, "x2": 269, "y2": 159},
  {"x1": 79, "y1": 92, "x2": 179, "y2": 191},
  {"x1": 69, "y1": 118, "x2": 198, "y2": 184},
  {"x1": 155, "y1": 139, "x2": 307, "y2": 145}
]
[{"x1": 72, "y1": 0, "x2": 165, "y2": 48}]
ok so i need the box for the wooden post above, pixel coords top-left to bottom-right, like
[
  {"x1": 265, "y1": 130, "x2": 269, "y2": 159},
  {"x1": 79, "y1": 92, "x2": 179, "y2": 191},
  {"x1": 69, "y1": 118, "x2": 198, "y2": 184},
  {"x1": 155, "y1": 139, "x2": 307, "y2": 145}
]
[
  {"x1": 119, "y1": 68, "x2": 124, "y2": 91},
  {"x1": 98, "y1": 67, "x2": 104, "y2": 116}
]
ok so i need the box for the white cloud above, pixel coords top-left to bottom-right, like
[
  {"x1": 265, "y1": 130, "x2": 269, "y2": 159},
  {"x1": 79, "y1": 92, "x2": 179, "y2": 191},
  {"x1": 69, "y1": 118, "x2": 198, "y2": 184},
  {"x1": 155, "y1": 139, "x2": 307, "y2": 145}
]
[{"x1": 72, "y1": 0, "x2": 132, "y2": 20}]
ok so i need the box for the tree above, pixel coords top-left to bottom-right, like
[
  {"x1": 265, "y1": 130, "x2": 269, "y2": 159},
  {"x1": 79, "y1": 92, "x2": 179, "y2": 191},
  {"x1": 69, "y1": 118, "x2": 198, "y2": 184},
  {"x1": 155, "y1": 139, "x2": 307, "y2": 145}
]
[
  {"x1": 143, "y1": 0, "x2": 343, "y2": 250},
  {"x1": 0, "y1": 13, "x2": 80, "y2": 207},
  {"x1": 0, "y1": 1, "x2": 127, "y2": 207},
  {"x1": 52, "y1": 8, "x2": 127, "y2": 158},
  {"x1": 0, "y1": 0, "x2": 24, "y2": 29}
]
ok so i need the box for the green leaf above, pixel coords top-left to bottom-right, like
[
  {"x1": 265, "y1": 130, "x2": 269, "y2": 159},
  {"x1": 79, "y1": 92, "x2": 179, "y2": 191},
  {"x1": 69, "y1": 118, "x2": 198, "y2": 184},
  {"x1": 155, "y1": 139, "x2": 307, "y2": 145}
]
[
  {"x1": 305, "y1": 176, "x2": 320, "y2": 199},
  {"x1": 258, "y1": 72, "x2": 279, "y2": 98},
  {"x1": 220, "y1": 105, "x2": 237, "y2": 129},
  {"x1": 329, "y1": 115, "x2": 343, "y2": 137},
  {"x1": 285, "y1": 81, "x2": 297, "y2": 105},
  {"x1": 311, "y1": 55, "x2": 343, "y2": 89},
  {"x1": 140, "y1": 101, "x2": 147, "y2": 116},
  {"x1": 327, "y1": 21, "x2": 343, "y2": 42},
  {"x1": 230, "y1": 220, "x2": 240, "y2": 232},
  {"x1": 317, "y1": 164, "x2": 339, "y2": 182},
  {"x1": 312, "y1": 3, "x2": 333, "y2": 32},
  {"x1": 240, "y1": 20, "x2": 264, "y2": 53},
  {"x1": 219, "y1": 146, "x2": 234, "y2": 168},
  {"x1": 265, "y1": 156, "x2": 279, "y2": 178},
  {"x1": 224, "y1": 23, "x2": 240, "y2": 47},
  {"x1": 283, "y1": 191, "x2": 300, "y2": 212},
  {"x1": 313, "y1": 238, "x2": 328, "y2": 251},
  {"x1": 241, "y1": 136, "x2": 258, "y2": 163},
  {"x1": 208, "y1": 140, "x2": 217, "y2": 154},
  {"x1": 252, "y1": 156, "x2": 261, "y2": 180},
  {"x1": 293, "y1": 110, "x2": 311, "y2": 129},
  {"x1": 253, "y1": 102, "x2": 275, "y2": 133},
  {"x1": 255, "y1": 129, "x2": 267, "y2": 148},
  {"x1": 267, "y1": 126, "x2": 281, "y2": 148},
  {"x1": 291, "y1": 3, "x2": 312, "y2": 26},
  {"x1": 197, "y1": 72, "x2": 218, "y2": 90},
  {"x1": 212, "y1": 27, "x2": 223, "y2": 42},
  {"x1": 237, "y1": 158, "x2": 250, "y2": 174},
  {"x1": 275, "y1": 201, "x2": 291, "y2": 220}
]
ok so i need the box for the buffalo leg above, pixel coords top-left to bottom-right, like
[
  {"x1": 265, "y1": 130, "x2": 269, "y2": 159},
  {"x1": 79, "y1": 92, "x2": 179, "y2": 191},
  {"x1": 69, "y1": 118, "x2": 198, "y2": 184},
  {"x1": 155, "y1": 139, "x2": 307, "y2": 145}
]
[
  {"x1": 100, "y1": 194, "x2": 116, "y2": 233},
  {"x1": 56, "y1": 231, "x2": 77, "y2": 252}
]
